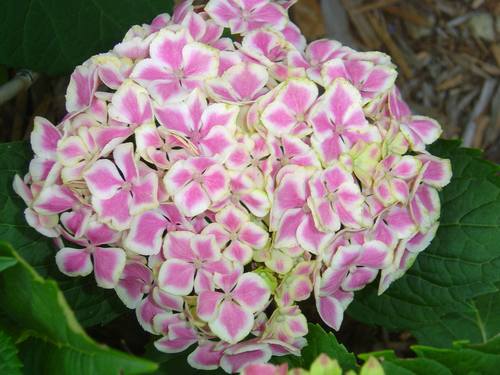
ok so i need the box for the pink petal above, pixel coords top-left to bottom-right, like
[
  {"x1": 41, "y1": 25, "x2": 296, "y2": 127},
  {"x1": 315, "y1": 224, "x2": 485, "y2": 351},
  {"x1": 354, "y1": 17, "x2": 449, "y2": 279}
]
[
  {"x1": 239, "y1": 222, "x2": 268, "y2": 248},
  {"x1": 209, "y1": 300, "x2": 254, "y2": 343},
  {"x1": 150, "y1": 28, "x2": 189, "y2": 70},
  {"x1": 182, "y1": 42, "x2": 219, "y2": 79},
  {"x1": 232, "y1": 273, "x2": 270, "y2": 312},
  {"x1": 84, "y1": 159, "x2": 123, "y2": 199},
  {"x1": 55, "y1": 248, "x2": 92, "y2": 277},
  {"x1": 158, "y1": 259, "x2": 196, "y2": 295},
  {"x1": 108, "y1": 80, "x2": 153, "y2": 125},
  {"x1": 113, "y1": 142, "x2": 138, "y2": 181},
  {"x1": 197, "y1": 290, "x2": 224, "y2": 321},
  {"x1": 124, "y1": 211, "x2": 167, "y2": 255},
  {"x1": 188, "y1": 342, "x2": 224, "y2": 370},
  {"x1": 220, "y1": 342, "x2": 272, "y2": 373},
  {"x1": 175, "y1": 181, "x2": 211, "y2": 217},
  {"x1": 163, "y1": 231, "x2": 196, "y2": 261},
  {"x1": 116, "y1": 261, "x2": 152, "y2": 308},
  {"x1": 92, "y1": 190, "x2": 132, "y2": 230},
  {"x1": 31, "y1": 117, "x2": 61, "y2": 159},
  {"x1": 202, "y1": 164, "x2": 229, "y2": 201},
  {"x1": 32, "y1": 185, "x2": 76, "y2": 215},
  {"x1": 93, "y1": 247, "x2": 126, "y2": 289},
  {"x1": 65, "y1": 61, "x2": 98, "y2": 113}
]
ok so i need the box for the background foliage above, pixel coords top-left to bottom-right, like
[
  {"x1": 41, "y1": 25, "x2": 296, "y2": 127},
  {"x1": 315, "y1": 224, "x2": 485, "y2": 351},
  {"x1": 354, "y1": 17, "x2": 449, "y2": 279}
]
[{"x1": 0, "y1": 0, "x2": 173, "y2": 75}]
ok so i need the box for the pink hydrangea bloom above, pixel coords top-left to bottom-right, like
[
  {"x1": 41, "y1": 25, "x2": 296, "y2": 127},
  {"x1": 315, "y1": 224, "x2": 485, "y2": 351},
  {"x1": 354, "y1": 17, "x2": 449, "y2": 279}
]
[{"x1": 14, "y1": 0, "x2": 452, "y2": 372}]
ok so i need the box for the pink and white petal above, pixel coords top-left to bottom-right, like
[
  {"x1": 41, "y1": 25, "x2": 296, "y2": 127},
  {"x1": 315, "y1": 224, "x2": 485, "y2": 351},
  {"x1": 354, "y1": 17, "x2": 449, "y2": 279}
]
[
  {"x1": 152, "y1": 312, "x2": 183, "y2": 335},
  {"x1": 342, "y1": 267, "x2": 378, "y2": 291},
  {"x1": 205, "y1": 0, "x2": 239, "y2": 27},
  {"x1": 393, "y1": 155, "x2": 422, "y2": 179},
  {"x1": 12, "y1": 175, "x2": 33, "y2": 205},
  {"x1": 57, "y1": 136, "x2": 87, "y2": 166},
  {"x1": 202, "y1": 223, "x2": 231, "y2": 247},
  {"x1": 175, "y1": 181, "x2": 211, "y2": 217},
  {"x1": 65, "y1": 62, "x2": 98, "y2": 113},
  {"x1": 113, "y1": 142, "x2": 138, "y2": 181},
  {"x1": 197, "y1": 290, "x2": 224, "y2": 322},
  {"x1": 330, "y1": 245, "x2": 361, "y2": 269},
  {"x1": 182, "y1": 42, "x2": 219, "y2": 79},
  {"x1": 32, "y1": 185, "x2": 76, "y2": 215},
  {"x1": 108, "y1": 80, "x2": 153, "y2": 125},
  {"x1": 163, "y1": 160, "x2": 194, "y2": 194},
  {"x1": 385, "y1": 205, "x2": 417, "y2": 239},
  {"x1": 84, "y1": 159, "x2": 123, "y2": 199},
  {"x1": 247, "y1": 2, "x2": 287, "y2": 31},
  {"x1": 216, "y1": 205, "x2": 247, "y2": 232},
  {"x1": 224, "y1": 241, "x2": 254, "y2": 265},
  {"x1": 163, "y1": 231, "x2": 196, "y2": 261},
  {"x1": 202, "y1": 165, "x2": 229, "y2": 202},
  {"x1": 136, "y1": 296, "x2": 165, "y2": 334},
  {"x1": 124, "y1": 211, "x2": 167, "y2": 255},
  {"x1": 152, "y1": 287, "x2": 185, "y2": 311},
  {"x1": 321, "y1": 58, "x2": 348, "y2": 86},
  {"x1": 93, "y1": 247, "x2": 126, "y2": 289},
  {"x1": 261, "y1": 101, "x2": 295, "y2": 135},
  {"x1": 232, "y1": 272, "x2": 270, "y2": 312},
  {"x1": 55, "y1": 248, "x2": 92, "y2": 277},
  {"x1": 240, "y1": 189, "x2": 271, "y2": 218},
  {"x1": 239, "y1": 222, "x2": 269, "y2": 249},
  {"x1": 85, "y1": 220, "x2": 120, "y2": 245},
  {"x1": 358, "y1": 240, "x2": 392, "y2": 269},
  {"x1": 418, "y1": 155, "x2": 452, "y2": 188},
  {"x1": 316, "y1": 290, "x2": 353, "y2": 330},
  {"x1": 188, "y1": 342, "x2": 224, "y2": 370},
  {"x1": 200, "y1": 126, "x2": 235, "y2": 158},
  {"x1": 279, "y1": 78, "x2": 318, "y2": 114},
  {"x1": 115, "y1": 262, "x2": 152, "y2": 308},
  {"x1": 31, "y1": 117, "x2": 61, "y2": 159},
  {"x1": 209, "y1": 300, "x2": 254, "y2": 344},
  {"x1": 296, "y1": 214, "x2": 332, "y2": 254},
  {"x1": 158, "y1": 258, "x2": 196, "y2": 296},
  {"x1": 274, "y1": 209, "x2": 304, "y2": 249},
  {"x1": 150, "y1": 28, "x2": 189, "y2": 70},
  {"x1": 194, "y1": 268, "x2": 216, "y2": 292},
  {"x1": 324, "y1": 78, "x2": 364, "y2": 126},
  {"x1": 154, "y1": 334, "x2": 197, "y2": 353},
  {"x1": 226, "y1": 63, "x2": 269, "y2": 102},
  {"x1": 220, "y1": 343, "x2": 272, "y2": 374},
  {"x1": 131, "y1": 172, "x2": 159, "y2": 215},
  {"x1": 406, "y1": 222, "x2": 439, "y2": 253},
  {"x1": 192, "y1": 234, "x2": 220, "y2": 261},
  {"x1": 408, "y1": 116, "x2": 442, "y2": 146},
  {"x1": 92, "y1": 191, "x2": 132, "y2": 231}
]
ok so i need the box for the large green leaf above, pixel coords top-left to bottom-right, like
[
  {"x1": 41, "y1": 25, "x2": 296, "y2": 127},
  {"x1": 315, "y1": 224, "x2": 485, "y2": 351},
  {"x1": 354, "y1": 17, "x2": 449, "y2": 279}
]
[
  {"x1": 273, "y1": 324, "x2": 357, "y2": 371},
  {"x1": 0, "y1": 330, "x2": 22, "y2": 375},
  {"x1": 0, "y1": 0, "x2": 173, "y2": 75},
  {"x1": 0, "y1": 242, "x2": 157, "y2": 375},
  {"x1": 364, "y1": 335, "x2": 500, "y2": 375},
  {"x1": 0, "y1": 141, "x2": 125, "y2": 327},
  {"x1": 348, "y1": 140, "x2": 500, "y2": 346}
]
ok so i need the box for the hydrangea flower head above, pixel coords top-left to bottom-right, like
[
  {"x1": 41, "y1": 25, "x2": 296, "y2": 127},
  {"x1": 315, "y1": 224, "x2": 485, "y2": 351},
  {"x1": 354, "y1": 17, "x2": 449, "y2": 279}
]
[{"x1": 14, "y1": 0, "x2": 451, "y2": 372}]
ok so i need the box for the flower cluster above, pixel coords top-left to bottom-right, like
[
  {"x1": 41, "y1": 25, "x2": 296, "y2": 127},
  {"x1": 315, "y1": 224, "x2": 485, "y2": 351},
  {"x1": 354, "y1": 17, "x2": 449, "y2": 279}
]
[{"x1": 14, "y1": 0, "x2": 451, "y2": 373}]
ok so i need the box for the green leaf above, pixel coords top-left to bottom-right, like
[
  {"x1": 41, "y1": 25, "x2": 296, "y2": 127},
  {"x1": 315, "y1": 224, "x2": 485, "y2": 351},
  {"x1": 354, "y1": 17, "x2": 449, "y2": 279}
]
[
  {"x1": 0, "y1": 242, "x2": 157, "y2": 375},
  {"x1": 0, "y1": 256, "x2": 17, "y2": 272},
  {"x1": 348, "y1": 140, "x2": 500, "y2": 347},
  {"x1": 0, "y1": 0, "x2": 173, "y2": 75},
  {"x1": 0, "y1": 330, "x2": 22, "y2": 375},
  {"x1": 273, "y1": 324, "x2": 357, "y2": 371},
  {"x1": 0, "y1": 141, "x2": 125, "y2": 327},
  {"x1": 365, "y1": 335, "x2": 500, "y2": 375}
]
